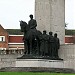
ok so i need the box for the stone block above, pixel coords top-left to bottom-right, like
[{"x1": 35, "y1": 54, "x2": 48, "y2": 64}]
[
  {"x1": 35, "y1": 0, "x2": 65, "y2": 44},
  {"x1": 16, "y1": 59, "x2": 64, "y2": 68}
]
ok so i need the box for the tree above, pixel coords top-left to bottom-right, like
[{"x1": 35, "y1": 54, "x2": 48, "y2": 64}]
[{"x1": 65, "y1": 23, "x2": 68, "y2": 29}]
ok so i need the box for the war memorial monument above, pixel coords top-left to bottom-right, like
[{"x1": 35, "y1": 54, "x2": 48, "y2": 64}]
[
  {"x1": 0, "y1": 0, "x2": 75, "y2": 72},
  {"x1": 16, "y1": 0, "x2": 75, "y2": 70},
  {"x1": 15, "y1": 0, "x2": 64, "y2": 68}
]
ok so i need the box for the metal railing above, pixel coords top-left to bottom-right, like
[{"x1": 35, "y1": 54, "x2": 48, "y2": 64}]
[{"x1": 0, "y1": 49, "x2": 24, "y2": 55}]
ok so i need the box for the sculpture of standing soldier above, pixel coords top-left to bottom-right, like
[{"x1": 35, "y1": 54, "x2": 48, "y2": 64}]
[
  {"x1": 48, "y1": 32, "x2": 55, "y2": 58},
  {"x1": 40, "y1": 30, "x2": 49, "y2": 56},
  {"x1": 54, "y1": 33, "x2": 60, "y2": 58}
]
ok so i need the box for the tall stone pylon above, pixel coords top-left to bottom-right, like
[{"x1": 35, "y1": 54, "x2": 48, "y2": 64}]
[{"x1": 35, "y1": 0, "x2": 65, "y2": 44}]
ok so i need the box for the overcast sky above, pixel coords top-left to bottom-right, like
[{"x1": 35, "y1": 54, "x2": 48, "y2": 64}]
[
  {"x1": 65, "y1": 0, "x2": 75, "y2": 29},
  {"x1": 0, "y1": 0, "x2": 75, "y2": 29}
]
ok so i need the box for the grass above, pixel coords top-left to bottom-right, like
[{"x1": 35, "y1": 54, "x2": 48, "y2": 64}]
[{"x1": 0, "y1": 72, "x2": 75, "y2": 75}]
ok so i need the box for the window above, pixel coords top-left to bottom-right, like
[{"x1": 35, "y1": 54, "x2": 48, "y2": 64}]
[{"x1": 0, "y1": 36, "x2": 5, "y2": 42}]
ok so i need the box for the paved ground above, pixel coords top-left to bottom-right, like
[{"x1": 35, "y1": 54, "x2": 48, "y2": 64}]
[
  {"x1": 0, "y1": 67, "x2": 75, "y2": 73},
  {"x1": 0, "y1": 54, "x2": 23, "y2": 59}
]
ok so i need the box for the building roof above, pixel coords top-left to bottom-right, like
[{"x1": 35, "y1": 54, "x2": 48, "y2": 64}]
[
  {"x1": 6, "y1": 29, "x2": 23, "y2": 35},
  {"x1": 6, "y1": 29, "x2": 75, "y2": 35},
  {"x1": 65, "y1": 29, "x2": 75, "y2": 35},
  {"x1": 0, "y1": 25, "x2": 8, "y2": 34}
]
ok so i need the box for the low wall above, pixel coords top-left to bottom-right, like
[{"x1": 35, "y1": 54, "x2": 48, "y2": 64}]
[
  {"x1": 59, "y1": 44, "x2": 75, "y2": 69},
  {"x1": 0, "y1": 44, "x2": 75, "y2": 70},
  {"x1": 0, "y1": 54, "x2": 23, "y2": 68}
]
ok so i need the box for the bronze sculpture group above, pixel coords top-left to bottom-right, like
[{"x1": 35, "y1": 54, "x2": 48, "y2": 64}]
[
  {"x1": 39, "y1": 30, "x2": 60, "y2": 59},
  {"x1": 20, "y1": 14, "x2": 60, "y2": 59}
]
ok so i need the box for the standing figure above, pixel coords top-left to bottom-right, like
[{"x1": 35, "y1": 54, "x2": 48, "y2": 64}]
[
  {"x1": 48, "y1": 32, "x2": 55, "y2": 58},
  {"x1": 54, "y1": 33, "x2": 60, "y2": 58},
  {"x1": 40, "y1": 30, "x2": 49, "y2": 56}
]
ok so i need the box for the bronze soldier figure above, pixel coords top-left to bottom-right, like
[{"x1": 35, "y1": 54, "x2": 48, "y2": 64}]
[
  {"x1": 54, "y1": 33, "x2": 60, "y2": 58},
  {"x1": 40, "y1": 30, "x2": 49, "y2": 56},
  {"x1": 48, "y1": 32, "x2": 55, "y2": 58}
]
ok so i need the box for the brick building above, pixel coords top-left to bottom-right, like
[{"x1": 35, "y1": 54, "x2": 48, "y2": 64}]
[
  {"x1": 0, "y1": 25, "x2": 74, "y2": 50},
  {"x1": 0, "y1": 25, "x2": 24, "y2": 50},
  {"x1": 8, "y1": 35, "x2": 24, "y2": 50},
  {"x1": 0, "y1": 25, "x2": 9, "y2": 50},
  {"x1": 65, "y1": 35, "x2": 75, "y2": 44}
]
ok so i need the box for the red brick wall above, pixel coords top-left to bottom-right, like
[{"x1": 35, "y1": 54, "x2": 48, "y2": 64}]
[
  {"x1": 0, "y1": 33, "x2": 9, "y2": 49},
  {"x1": 0, "y1": 25, "x2": 9, "y2": 49},
  {"x1": 65, "y1": 36, "x2": 74, "y2": 43},
  {"x1": 9, "y1": 36, "x2": 23, "y2": 43},
  {"x1": 9, "y1": 35, "x2": 75, "y2": 44}
]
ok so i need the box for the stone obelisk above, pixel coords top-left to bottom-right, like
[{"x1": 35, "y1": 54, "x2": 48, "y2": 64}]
[{"x1": 35, "y1": 0, "x2": 65, "y2": 44}]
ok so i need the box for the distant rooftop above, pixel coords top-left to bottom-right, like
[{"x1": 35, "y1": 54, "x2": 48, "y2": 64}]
[
  {"x1": 6, "y1": 29, "x2": 23, "y2": 35},
  {"x1": 65, "y1": 29, "x2": 75, "y2": 35},
  {"x1": 5, "y1": 28, "x2": 75, "y2": 35}
]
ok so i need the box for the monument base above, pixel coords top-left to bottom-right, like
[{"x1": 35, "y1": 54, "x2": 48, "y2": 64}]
[
  {"x1": 0, "y1": 67, "x2": 75, "y2": 73},
  {"x1": 0, "y1": 67, "x2": 75, "y2": 74},
  {"x1": 16, "y1": 59, "x2": 63, "y2": 68},
  {"x1": 17, "y1": 54, "x2": 63, "y2": 60}
]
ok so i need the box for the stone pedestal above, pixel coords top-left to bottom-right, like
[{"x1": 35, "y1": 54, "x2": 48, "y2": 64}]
[
  {"x1": 16, "y1": 59, "x2": 63, "y2": 68},
  {"x1": 35, "y1": 0, "x2": 65, "y2": 44}
]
